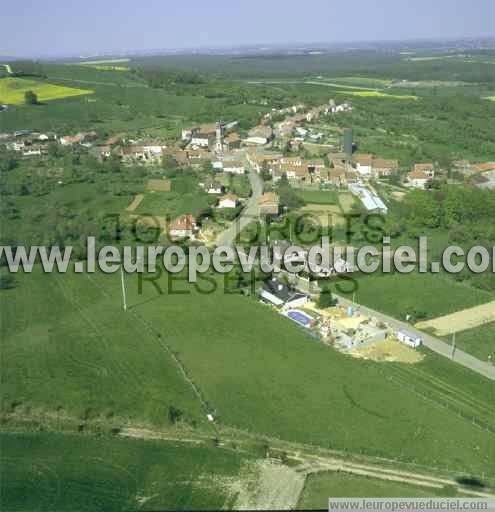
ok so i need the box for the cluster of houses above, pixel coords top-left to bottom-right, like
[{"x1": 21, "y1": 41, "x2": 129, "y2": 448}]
[
  {"x1": 248, "y1": 151, "x2": 347, "y2": 187},
  {"x1": 181, "y1": 122, "x2": 242, "y2": 152},
  {"x1": 1, "y1": 131, "x2": 56, "y2": 157},
  {"x1": 404, "y1": 161, "x2": 495, "y2": 190},
  {"x1": 166, "y1": 190, "x2": 280, "y2": 241},
  {"x1": 246, "y1": 150, "x2": 399, "y2": 189}
]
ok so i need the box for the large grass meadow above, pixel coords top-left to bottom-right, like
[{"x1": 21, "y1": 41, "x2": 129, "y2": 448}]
[
  {"x1": 0, "y1": 432, "x2": 248, "y2": 511},
  {"x1": 2, "y1": 266, "x2": 494, "y2": 479}
]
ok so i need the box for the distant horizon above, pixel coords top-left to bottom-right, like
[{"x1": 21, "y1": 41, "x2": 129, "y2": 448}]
[
  {"x1": 3, "y1": 0, "x2": 493, "y2": 60},
  {"x1": 2, "y1": 34, "x2": 495, "y2": 61}
]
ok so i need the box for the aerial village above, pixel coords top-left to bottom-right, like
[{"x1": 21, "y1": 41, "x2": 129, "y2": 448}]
[{"x1": 2, "y1": 98, "x2": 493, "y2": 363}]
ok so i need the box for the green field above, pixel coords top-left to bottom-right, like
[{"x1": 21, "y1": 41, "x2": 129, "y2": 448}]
[
  {"x1": 2, "y1": 267, "x2": 494, "y2": 478},
  {"x1": 298, "y1": 472, "x2": 457, "y2": 508},
  {"x1": 136, "y1": 190, "x2": 212, "y2": 218},
  {"x1": 442, "y1": 322, "x2": 495, "y2": 362},
  {"x1": 296, "y1": 189, "x2": 339, "y2": 204},
  {"x1": 0, "y1": 77, "x2": 93, "y2": 105},
  {"x1": 135, "y1": 173, "x2": 214, "y2": 218},
  {"x1": 339, "y1": 270, "x2": 493, "y2": 321},
  {"x1": 0, "y1": 432, "x2": 249, "y2": 511}
]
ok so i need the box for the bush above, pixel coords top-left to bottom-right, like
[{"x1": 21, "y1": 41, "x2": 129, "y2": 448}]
[{"x1": 318, "y1": 286, "x2": 337, "y2": 308}]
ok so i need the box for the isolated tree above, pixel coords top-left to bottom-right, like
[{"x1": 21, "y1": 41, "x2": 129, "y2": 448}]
[
  {"x1": 24, "y1": 90, "x2": 38, "y2": 105},
  {"x1": 168, "y1": 405, "x2": 183, "y2": 424}
]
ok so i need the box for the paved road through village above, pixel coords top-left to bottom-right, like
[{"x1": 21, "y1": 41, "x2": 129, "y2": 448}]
[{"x1": 214, "y1": 150, "x2": 263, "y2": 247}]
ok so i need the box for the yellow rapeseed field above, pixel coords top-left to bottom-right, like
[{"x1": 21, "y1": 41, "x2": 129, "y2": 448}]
[
  {"x1": 0, "y1": 77, "x2": 93, "y2": 105},
  {"x1": 347, "y1": 90, "x2": 418, "y2": 100}
]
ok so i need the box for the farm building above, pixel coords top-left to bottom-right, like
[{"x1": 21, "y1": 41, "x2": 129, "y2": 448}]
[
  {"x1": 349, "y1": 184, "x2": 388, "y2": 213},
  {"x1": 397, "y1": 329, "x2": 422, "y2": 348}
]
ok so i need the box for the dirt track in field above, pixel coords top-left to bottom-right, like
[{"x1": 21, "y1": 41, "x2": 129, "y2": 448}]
[
  {"x1": 416, "y1": 300, "x2": 495, "y2": 335},
  {"x1": 125, "y1": 194, "x2": 144, "y2": 212}
]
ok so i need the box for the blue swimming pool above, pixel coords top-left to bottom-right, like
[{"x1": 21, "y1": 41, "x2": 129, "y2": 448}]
[{"x1": 287, "y1": 310, "x2": 313, "y2": 327}]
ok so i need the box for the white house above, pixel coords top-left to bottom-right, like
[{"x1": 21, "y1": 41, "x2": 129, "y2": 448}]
[
  {"x1": 191, "y1": 133, "x2": 214, "y2": 148},
  {"x1": 206, "y1": 182, "x2": 223, "y2": 194},
  {"x1": 414, "y1": 163, "x2": 435, "y2": 178},
  {"x1": 217, "y1": 194, "x2": 238, "y2": 209},
  {"x1": 23, "y1": 147, "x2": 42, "y2": 157},
  {"x1": 354, "y1": 154, "x2": 373, "y2": 176},
  {"x1": 397, "y1": 329, "x2": 422, "y2": 348},
  {"x1": 407, "y1": 171, "x2": 430, "y2": 189},
  {"x1": 141, "y1": 142, "x2": 165, "y2": 156},
  {"x1": 222, "y1": 160, "x2": 245, "y2": 174}
]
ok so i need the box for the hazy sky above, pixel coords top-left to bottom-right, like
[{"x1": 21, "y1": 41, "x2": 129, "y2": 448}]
[{"x1": 2, "y1": 0, "x2": 494, "y2": 57}]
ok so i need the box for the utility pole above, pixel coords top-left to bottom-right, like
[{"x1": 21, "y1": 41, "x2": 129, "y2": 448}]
[
  {"x1": 120, "y1": 264, "x2": 127, "y2": 312},
  {"x1": 451, "y1": 331, "x2": 456, "y2": 359}
]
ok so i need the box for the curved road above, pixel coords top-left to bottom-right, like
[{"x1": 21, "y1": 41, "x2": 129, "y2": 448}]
[{"x1": 214, "y1": 151, "x2": 263, "y2": 247}]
